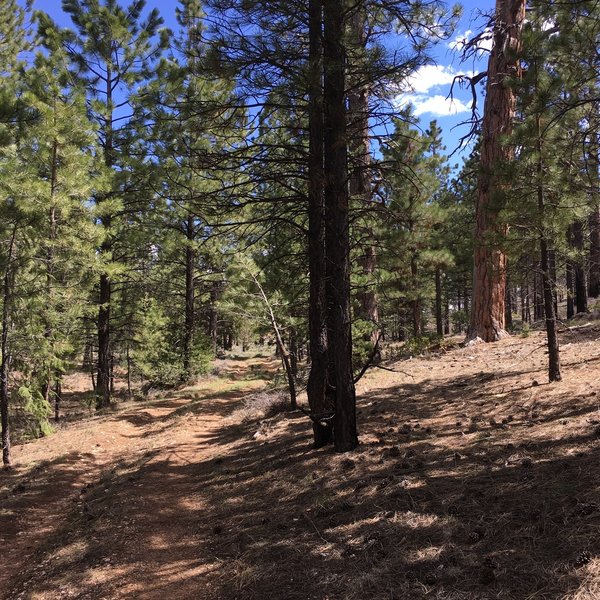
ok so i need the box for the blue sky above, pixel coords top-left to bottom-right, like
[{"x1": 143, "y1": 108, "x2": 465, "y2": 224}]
[{"x1": 24, "y1": 0, "x2": 495, "y2": 162}]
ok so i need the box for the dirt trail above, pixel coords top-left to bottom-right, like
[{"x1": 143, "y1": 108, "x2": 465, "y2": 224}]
[
  {"x1": 0, "y1": 357, "x2": 273, "y2": 600},
  {"x1": 2, "y1": 328, "x2": 600, "y2": 600}
]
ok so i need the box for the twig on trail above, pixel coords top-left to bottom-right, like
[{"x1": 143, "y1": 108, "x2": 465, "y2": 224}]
[
  {"x1": 372, "y1": 364, "x2": 415, "y2": 379},
  {"x1": 505, "y1": 344, "x2": 547, "y2": 370},
  {"x1": 303, "y1": 512, "x2": 328, "y2": 543}
]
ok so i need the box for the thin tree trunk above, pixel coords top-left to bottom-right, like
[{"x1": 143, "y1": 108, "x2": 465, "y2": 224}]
[
  {"x1": 54, "y1": 378, "x2": 62, "y2": 422},
  {"x1": 468, "y1": 0, "x2": 525, "y2": 342},
  {"x1": 324, "y1": 0, "x2": 358, "y2": 452},
  {"x1": 572, "y1": 221, "x2": 588, "y2": 313},
  {"x1": 536, "y1": 114, "x2": 561, "y2": 382},
  {"x1": 410, "y1": 252, "x2": 420, "y2": 338},
  {"x1": 208, "y1": 280, "x2": 219, "y2": 357},
  {"x1": 588, "y1": 140, "x2": 600, "y2": 298},
  {"x1": 307, "y1": 0, "x2": 333, "y2": 447},
  {"x1": 435, "y1": 266, "x2": 443, "y2": 337},
  {"x1": 290, "y1": 328, "x2": 298, "y2": 377},
  {"x1": 97, "y1": 70, "x2": 114, "y2": 409},
  {"x1": 1, "y1": 225, "x2": 17, "y2": 467},
  {"x1": 126, "y1": 340, "x2": 132, "y2": 399},
  {"x1": 548, "y1": 249, "x2": 558, "y2": 316},
  {"x1": 44, "y1": 137, "x2": 59, "y2": 401},
  {"x1": 566, "y1": 259, "x2": 574, "y2": 319},
  {"x1": 183, "y1": 215, "x2": 195, "y2": 380},
  {"x1": 348, "y1": 5, "x2": 379, "y2": 347},
  {"x1": 247, "y1": 269, "x2": 296, "y2": 409},
  {"x1": 444, "y1": 298, "x2": 450, "y2": 335}
]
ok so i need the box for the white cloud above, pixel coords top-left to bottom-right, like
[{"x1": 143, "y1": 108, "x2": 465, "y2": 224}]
[
  {"x1": 393, "y1": 64, "x2": 473, "y2": 117},
  {"x1": 448, "y1": 29, "x2": 472, "y2": 52},
  {"x1": 448, "y1": 28, "x2": 493, "y2": 55},
  {"x1": 404, "y1": 64, "x2": 461, "y2": 94},
  {"x1": 401, "y1": 94, "x2": 471, "y2": 117}
]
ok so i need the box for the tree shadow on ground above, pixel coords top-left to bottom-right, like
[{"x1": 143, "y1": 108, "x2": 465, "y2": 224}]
[
  {"x1": 6, "y1": 369, "x2": 600, "y2": 600},
  {"x1": 5, "y1": 333, "x2": 600, "y2": 600}
]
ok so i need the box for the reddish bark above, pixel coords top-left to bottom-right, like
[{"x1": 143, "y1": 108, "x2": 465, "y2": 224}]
[{"x1": 469, "y1": 0, "x2": 525, "y2": 342}]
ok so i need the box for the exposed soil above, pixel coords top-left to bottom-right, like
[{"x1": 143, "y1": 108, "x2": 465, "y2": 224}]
[{"x1": 2, "y1": 325, "x2": 600, "y2": 600}]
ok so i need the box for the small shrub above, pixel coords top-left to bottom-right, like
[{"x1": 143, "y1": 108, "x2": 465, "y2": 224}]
[{"x1": 18, "y1": 386, "x2": 52, "y2": 438}]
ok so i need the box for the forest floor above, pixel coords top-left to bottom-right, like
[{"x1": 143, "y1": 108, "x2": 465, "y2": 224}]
[{"x1": 2, "y1": 321, "x2": 600, "y2": 600}]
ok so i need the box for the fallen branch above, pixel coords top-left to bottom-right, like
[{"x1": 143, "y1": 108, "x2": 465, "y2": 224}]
[
  {"x1": 353, "y1": 332, "x2": 383, "y2": 384},
  {"x1": 372, "y1": 364, "x2": 415, "y2": 379}
]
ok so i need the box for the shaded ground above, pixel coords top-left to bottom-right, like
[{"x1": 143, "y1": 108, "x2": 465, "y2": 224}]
[{"x1": 2, "y1": 328, "x2": 600, "y2": 599}]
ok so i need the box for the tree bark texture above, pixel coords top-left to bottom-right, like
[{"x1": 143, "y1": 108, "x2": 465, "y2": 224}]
[
  {"x1": 435, "y1": 267, "x2": 443, "y2": 337},
  {"x1": 536, "y1": 115, "x2": 561, "y2": 382},
  {"x1": 571, "y1": 221, "x2": 588, "y2": 313},
  {"x1": 307, "y1": 0, "x2": 333, "y2": 448},
  {"x1": 96, "y1": 70, "x2": 114, "y2": 409},
  {"x1": 469, "y1": 0, "x2": 525, "y2": 342},
  {"x1": 323, "y1": 0, "x2": 358, "y2": 452},
  {"x1": 1, "y1": 226, "x2": 16, "y2": 466}
]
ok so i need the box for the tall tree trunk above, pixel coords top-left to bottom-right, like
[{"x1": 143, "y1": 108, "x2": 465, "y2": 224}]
[
  {"x1": 1, "y1": 225, "x2": 16, "y2": 467},
  {"x1": 323, "y1": 0, "x2": 358, "y2": 452},
  {"x1": 208, "y1": 280, "x2": 219, "y2": 357},
  {"x1": 468, "y1": 0, "x2": 525, "y2": 342},
  {"x1": 571, "y1": 221, "x2": 588, "y2": 313},
  {"x1": 588, "y1": 205, "x2": 600, "y2": 298},
  {"x1": 534, "y1": 267, "x2": 544, "y2": 321},
  {"x1": 548, "y1": 249, "x2": 558, "y2": 316},
  {"x1": 97, "y1": 70, "x2": 115, "y2": 409},
  {"x1": 588, "y1": 140, "x2": 600, "y2": 298},
  {"x1": 43, "y1": 138, "x2": 59, "y2": 403},
  {"x1": 411, "y1": 252, "x2": 420, "y2": 338},
  {"x1": 536, "y1": 114, "x2": 561, "y2": 381},
  {"x1": 307, "y1": 0, "x2": 333, "y2": 448},
  {"x1": 183, "y1": 215, "x2": 195, "y2": 380},
  {"x1": 348, "y1": 5, "x2": 378, "y2": 347},
  {"x1": 435, "y1": 266, "x2": 443, "y2": 337},
  {"x1": 566, "y1": 259, "x2": 575, "y2": 319}
]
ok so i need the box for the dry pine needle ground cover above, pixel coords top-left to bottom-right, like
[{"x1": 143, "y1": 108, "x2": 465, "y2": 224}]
[{"x1": 1, "y1": 324, "x2": 600, "y2": 600}]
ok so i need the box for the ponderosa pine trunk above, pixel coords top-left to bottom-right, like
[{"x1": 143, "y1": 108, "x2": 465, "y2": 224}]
[
  {"x1": 307, "y1": 0, "x2": 333, "y2": 447},
  {"x1": 323, "y1": 0, "x2": 358, "y2": 452},
  {"x1": 468, "y1": 0, "x2": 525, "y2": 342},
  {"x1": 348, "y1": 5, "x2": 379, "y2": 347}
]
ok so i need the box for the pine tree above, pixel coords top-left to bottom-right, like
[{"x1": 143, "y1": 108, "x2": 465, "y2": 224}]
[
  {"x1": 0, "y1": 0, "x2": 32, "y2": 467},
  {"x1": 47, "y1": 0, "x2": 168, "y2": 408},
  {"x1": 469, "y1": 0, "x2": 526, "y2": 343}
]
